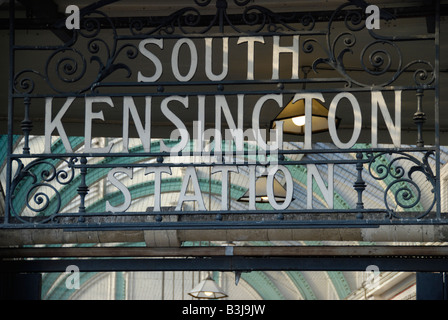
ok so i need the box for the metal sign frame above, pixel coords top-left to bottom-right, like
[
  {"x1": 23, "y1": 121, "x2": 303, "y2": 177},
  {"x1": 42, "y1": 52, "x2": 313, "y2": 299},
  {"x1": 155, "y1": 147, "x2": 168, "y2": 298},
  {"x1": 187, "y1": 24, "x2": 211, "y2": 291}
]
[{"x1": 3, "y1": 0, "x2": 445, "y2": 231}]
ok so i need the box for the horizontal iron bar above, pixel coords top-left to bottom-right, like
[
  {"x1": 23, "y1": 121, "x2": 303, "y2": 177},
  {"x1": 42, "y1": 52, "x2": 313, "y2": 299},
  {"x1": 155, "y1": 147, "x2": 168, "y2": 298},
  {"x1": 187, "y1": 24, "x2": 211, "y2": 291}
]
[
  {"x1": 67, "y1": 160, "x2": 366, "y2": 169},
  {"x1": 2, "y1": 246, "x2": 448, "y2": 259},
  {"x1": 5, "y1": 217, "x2": 448, "y2": 231},
  {"x1": 91, "y1": 78, "x2": 363, "y2": 88},
  {"x1": 1, "y1": 256, "x2": 447, "y2": 273},
  {"x1": 61, "y1": 220, "x2": 448, "y2": 231},
  {"x1": 7, "y1": 147, "x2": 437, "y2": 159},
  {"x1": 9, "y1": 31, "x2": 331, "y2": 47},
  {"x1": 116, "y1": 30, "x2": 329, "y2": 40},
  {"x1": 5, "y1": 6, "x2": 447, "y2": 33},
  {"x1": 93, "y1": 78, "x2": 435, "y2": 88},
  {"x1": 51, "y1": 208, "x2": 387, "y2": 217},
  {"x1": 11, "y1": 85, "x2": 436, "y2": 99}
]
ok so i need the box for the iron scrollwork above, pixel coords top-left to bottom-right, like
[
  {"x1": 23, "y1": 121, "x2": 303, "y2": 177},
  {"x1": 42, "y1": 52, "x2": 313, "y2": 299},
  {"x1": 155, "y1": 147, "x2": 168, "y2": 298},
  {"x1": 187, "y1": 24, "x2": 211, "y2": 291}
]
[
  {"x1": 130, "y1": 0, "x2": 317, "y2": 36},
  {"x1": 10, "y1": 158, "x2": 77, "y2": 223},
  {"x1": 13, "y1": 0, "x2": 322, "y2": 95},
  {"x1": 14, "y1": 10, "x2": 139, "y2": 95},
  {"x1": 367, "y1": 151, "x2": 436, "y2": 219},
  {"x1": 7, "y1": 1, "x2": 442, "y2": 226},
  {"x1": 13, "y1": 0, "x2": 436, "y2": 94},
  {"x1": 308, "y1": 1, "x2": 435, "y2": 88}
]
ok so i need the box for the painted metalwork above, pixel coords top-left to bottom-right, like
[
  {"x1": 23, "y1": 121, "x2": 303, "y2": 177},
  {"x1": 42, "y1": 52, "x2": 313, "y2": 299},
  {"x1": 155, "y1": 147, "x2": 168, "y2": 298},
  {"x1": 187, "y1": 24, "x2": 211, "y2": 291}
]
[
  {"x1": 3, "y1": 0, "x2": 444, "y2": 231},
  {"x1": 3, "y1": 256, "x2": 448, "y2": 273}
]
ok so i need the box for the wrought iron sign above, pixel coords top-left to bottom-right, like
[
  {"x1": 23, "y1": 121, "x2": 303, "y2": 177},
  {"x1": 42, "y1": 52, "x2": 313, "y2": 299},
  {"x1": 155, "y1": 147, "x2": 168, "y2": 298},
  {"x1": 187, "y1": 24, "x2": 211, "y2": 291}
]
[{"x1": 3, "y1": 0, "x2": 444, "y2": 231}]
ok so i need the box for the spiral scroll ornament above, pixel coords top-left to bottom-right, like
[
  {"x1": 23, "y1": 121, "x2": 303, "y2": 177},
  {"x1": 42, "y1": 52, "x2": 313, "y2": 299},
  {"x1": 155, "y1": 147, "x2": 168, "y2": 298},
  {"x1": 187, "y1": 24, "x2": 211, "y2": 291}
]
[
  {"x1": 309, "y1": 1, "x2": 435, "y2": 88},
  {"x1": 367, "y1": 151, "x2": 436, "y2": 219},
  {"x1": 14, "y1": 10, "x2": 138, "y2": 94},
  {"x1": 10, "y1": 158, "x2": 77, "y2": 224},
  {"x1": 130, "y1": 0, "x2": 317, "y2": 35}
]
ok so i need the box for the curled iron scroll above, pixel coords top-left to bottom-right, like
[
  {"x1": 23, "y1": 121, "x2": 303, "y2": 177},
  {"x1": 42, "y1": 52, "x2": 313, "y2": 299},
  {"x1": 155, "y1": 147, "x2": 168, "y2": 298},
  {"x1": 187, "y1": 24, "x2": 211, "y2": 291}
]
[
  {"x1": 130, "y1": 0, "x2": 317, "y2": 35},
  {"x1": 309, "y1": 1, "x2": 435, "y2": 88},
  {"x1": 367, "y1": 151, "x2": 436, "y2": 219},
  {"x1": 14, "y1": 10, "x2": 138, "y2": 94},
  {"x1": 10, "y1": 158, "x2": 77, "y2": 224}
]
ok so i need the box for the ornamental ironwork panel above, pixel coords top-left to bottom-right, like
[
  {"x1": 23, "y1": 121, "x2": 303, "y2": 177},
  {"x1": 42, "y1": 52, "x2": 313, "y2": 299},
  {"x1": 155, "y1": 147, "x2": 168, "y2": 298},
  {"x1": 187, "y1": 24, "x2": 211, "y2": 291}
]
[{"x1": 2, "y1": 0, "x2": 445, "y2": 231}]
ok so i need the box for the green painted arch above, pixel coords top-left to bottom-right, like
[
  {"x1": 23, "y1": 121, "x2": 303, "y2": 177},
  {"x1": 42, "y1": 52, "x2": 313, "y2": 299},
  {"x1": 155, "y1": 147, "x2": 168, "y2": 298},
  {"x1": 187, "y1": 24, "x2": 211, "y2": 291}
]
[
  {"x1": 304, "y1": 241, "x2": 352, "y2": 299},
  {"x1": 211, "y1": 270, "x2": 283, "y2": 300},
  {"x1": 114, "y1": 272, "x2": 127, "y2": 300},
  {"x1": 247, "y1": 241, "x2": 332, "y2": 300},
  {"x1": 42, "y1": 258, "x2": 128, "y2": 300},
  {"x1": 327, "y1": 271, "x2": 352, "y2": 299},
  {"x1": 45, "y1": 272, "x2": 98, "y2": 300},
  {"x1": 185, "y1": 241, "x2": 313, "y2": 300},
  {"x1": 40, "y1": 241, "x2": 347, "y2": 300},
  {"x1": 44, "y1": 243, "x2": 143, "y2": 300},
  {"x1": 43, "y1": 269, "x2": 286, "y2": 300},
  {"x1": 41, "y1": 241, "x2": 289, "y2": 300},
  {"x1": 240, "y1": 271, "x2": 285, "y2": 300},
  {"x1": 40, "y1": 243, "x2": 97, "y2": 300},
  {"x1": 285, "y1": 271, "x2": 317, "y2": 300},
  {"x1": 0, "y1": 135, "x2": 21, "y2": 169},
  {"x1": 251, "y1": 241, "x2": 350, "y2": 299},
  {"x1": 42, "y1": 272, "x2": 66, "y2": 299}
]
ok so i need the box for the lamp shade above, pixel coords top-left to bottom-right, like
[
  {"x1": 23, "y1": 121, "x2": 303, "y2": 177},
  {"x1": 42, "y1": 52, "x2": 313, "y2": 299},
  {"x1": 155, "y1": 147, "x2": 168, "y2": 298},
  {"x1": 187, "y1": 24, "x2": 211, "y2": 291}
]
[
  {"x1": 237, "y1": 175, "x2": 288, "y2": 203},
  {"x1": 188, "y1": 276, "x2": 228, "y2": 299},
  {"x1": 271, "y1": 98, "x2": 340, "y2": 135}
]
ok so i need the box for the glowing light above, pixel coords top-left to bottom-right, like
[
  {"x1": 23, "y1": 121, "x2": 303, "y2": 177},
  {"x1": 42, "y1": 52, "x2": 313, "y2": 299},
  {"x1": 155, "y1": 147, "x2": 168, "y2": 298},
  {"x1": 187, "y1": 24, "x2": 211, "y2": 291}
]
[{"x1": 292, "y1": 116, "x2": 306, "y2": 126}]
